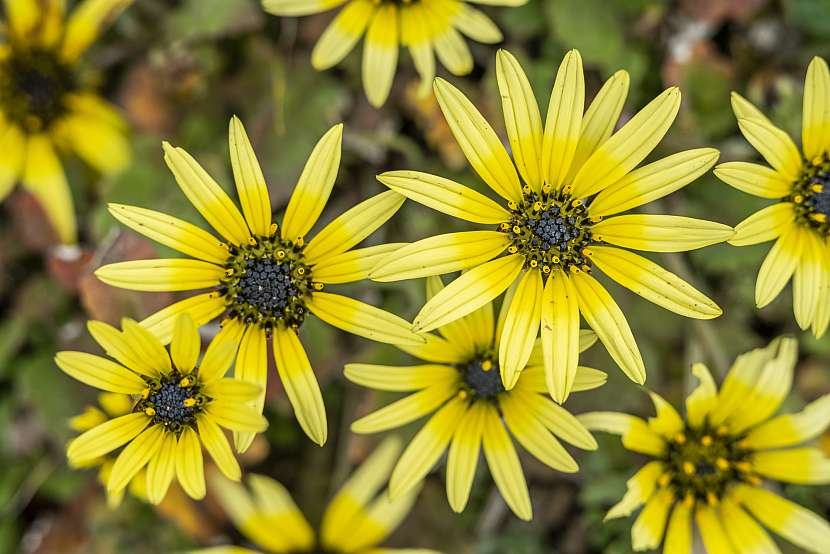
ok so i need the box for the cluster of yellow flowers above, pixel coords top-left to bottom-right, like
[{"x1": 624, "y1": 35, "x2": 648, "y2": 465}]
[{"x1": 4, "y1": 1, "x2": 829, "y2": 553}]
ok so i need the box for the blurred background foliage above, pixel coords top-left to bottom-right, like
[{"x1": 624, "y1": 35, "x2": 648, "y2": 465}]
[{"x1": 2, "y1": 0, "x2": 830, "y2": 552}]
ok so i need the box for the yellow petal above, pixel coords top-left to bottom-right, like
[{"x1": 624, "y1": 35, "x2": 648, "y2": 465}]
[
  {"x1": 646, "y1": 391, "x2": 684, "y2": 438},
  {"x1": 714, "y1": 161, "x2": 793, "y2": 199},
  {"x1": 281, "y1": 124, "x2": 343, "y2": 241},
  {"x1": 498, "y1": 269, "x2": 543, "y2": 389},
  {"x1": 108, "y1": 425, "x2": 165, "y2": 493},
  {"x1": 446, "y1": 402, "x2": 486, "y2": 513},
  {"x1": 171, "y1": 313, "x2": 201, "y2": 374},
  {"x1": 232, "y1": 325, "x2": 268, "y2": 453},
  {"x1": 730, "y1": 202, "x2": 795, "y2": 246},
  {"x1": 95, "y1": 259, "x2": 224, "y2": 292},
  {"x1": 756, "y1": 226, "x2": 804, "y2": 308},
  {"x1": 121, "y1": 318, "x2": 172, "y2": 374},
  {"x1": 146, "y1": 432, "x2": 177, "y2": 504},
  {"x1": 542, "y1": 49, "x2": 584, "y2": 190},
  {"x1": 273, "y1": 328, "x2": 327, "y2": 445},
  {"x1": 86, "y1": 320, "x2": 161, "y2": 379},
  {"x1": 344, "y1": 363, "x2": 457, "y2": 391},
  {"x1": 205, "y1": 401, "x2": 268, "y2": 433},
  {"x1": 803, "y1": 56, "x2": 830, "y2": 160},
  {"x1": 696, "y1": 506, "x2": 735, "y2": 554},
  {"x1": 370, "y1": 231, "x2": 508, "y2": 282},
  {"x1": 175, "y1": 427, "x2": 205, "y2": 500},
  {"x1": 228, "y1": 117, "x2": 271, "y2": 237},
  {"x1": 744, "y1": 394, "x2": 830, "y2": 450},
  {"x1": 496, "y1": 49, "x2": 543, "y2": 189},
  {"x1": 751, "y1": 447, "x2": 830, "y2": 484},
  {"x1": 351, "y1": 382, "x2": 457, "y2": 434},
  {"x1": 389, "y1": 394, "x2": 467, "y2": 499},
  {"x1": 589, "y1": 148, "x2": 720, "y2": 218},
  {"x1": 663, "y1": 501, "x2": 692, "y2": 554},
  {"x1": 55, "y1": 351, "x2": 146, "y2": 394},
  {"x1": 631, "y1": 489, "x2": 673, "y2": 551},
  {"x1": 413, "y1": 254, "x2": 523, "y2": 333},
  {"x1": 433, "y1": 27, "x2": 473, "y2": 76},
  {"x1": 262, "y1": 0, "x2": 347, "y2": 16},
  {"x1": 362, "y1": 4, "x2": 398, "y2": 107},
  {"x1": 57, "y1": 113, "x2": 130, "y2": 175},
  {"x1": 453, "y1": 4, "x2": 502, "y2": 43},
  {"x1": 396, "y1": 333, "x2": 468, "y2": 365},
  {"x1": 376, "y1": 170, "x2": 510, "y2": 224},
  {"x1": 720, "y1": 496, "x2": 781, "y2": 554},
  {"x1": 571, "y1": 87, "x2": 681, "y2": 199},
  {"x1": 199, "y1": 321, "x2": 245, "y2": 382},
  {"x1": 311, "y1": 1, "x2": 374, "y2": 70},
  {"x1": 67, "y1": 413, "x2": 149, "y2": 465},
  {"x1": 162, "y1": 142, "x2": 251, "y2": 246},
  {"x1": 0, "y1": 125, "x2": 25, "y2": 200},
  {"x1": 737, "y1": 116, "x2": 803, "y2": 181},
  {"x1": 605, "y1": 461, "x2": 663, "y2": 520},
  {"x1": 107, "y1": 203, "x2": 229, "y2": 264},
  {"x1": 22, "y1": 134, "x2": 76, "y2": 244},
  {"x1": 140, "y1": 292, "x2": 226, "y2": 345},
  {"x1": 540, "y1": 271, "x2": 580, "y2": 403},
  {"x1": 481, "y1": 404, "x2": 532, "y2": 521},
  {"x1": 61, "y1": 0, "x2": 132, "y2": 62},
  {"x1": 500, "y1": 392, "x2": 578, "y2": 473},
  {"x1": 588, "y1": 245, "x2": 721, "y2": 319},
  {"x1": 570, "y1": 271, "x2": 645, "y2": 384},
  {"x1": 312, "y1": 243, "x2": 405, "y2": 284},
  {"x1": 197, "y1": 415, "x2": 241, "y2": 481},
  {"x1": 510, "y1": 388, "x2": 596, "y2": 450},
  {"x1": 793, "y1": 231, "x2": 825, "y2": 329},
  {"x1": 307, "y1": 291, "x2": 425, "y2": 345},
  {"x1": 592, "y1": 214, "x2": 734, "y2": 252},
  {"x1": 565, "y1": 70, "x2": 629, "y2": 183},
  {"x1": 304, "y1": 190, "x2": 404, "y2": 263},
  {"x1": 685, "y1": 362, "x2": 718, "y2": 429},
  {"x1": 433, "y1": 77, "x2": 522, "y2": 203},
  {"x1": 578, "y1": 412, "x2": 665, "y2": 456}
]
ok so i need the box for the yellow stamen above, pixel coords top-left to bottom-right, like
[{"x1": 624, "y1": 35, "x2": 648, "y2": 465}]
[
  {"x1": 313, "y1": 283, "x2": 324, "y2": 291},
  {"x1": 542, "y1": 265, "x2": 551, "y2": 274},
  {"x1": 248, "y1": 236, "x2": 257, "y2": 246},
  {"x1": 811, "y1": 213, "x2": 828, "y2": 223},
  {"x1": 457, "y1": 389, "x2": 469, "y2": 400},
  {"x1": 683, "y1": 461, "x2": 696, "y2": 475},
  {"x1": 530, "y1": 260, "x2": 539, "y2": 268},
  {"x1": 296, "y1": 237, "x2": 304, "y2": 247},
  {"x1": 508, "y1": 201, "x2": 518, "y2": 210},
  {"x1": 700, "y1": 435, "x2": 712, "y2": 447},
  {"x1": 269, "y1": 223, "x2": 278, "y2": 235},
  {"x1": 674, "y1": 432, "x2": 686, "y2": 445},
  {"x1": 812, "y1": 183, "x2": 825, "y2": 193},
  {"x1": 683, "y1": 494, "x2": 695, "y2": 508},
  {"x1": 297, "y1": 267, "x2": 306, "y2": 275},
  {"x1": 735, "y1": 461, "x2": 753, "y2": 473},
  {"x1": 658, "y1": 473, "x2": 672, "y2": 488},
  {"x1": 141, "y1": 388, "x2": 150, "y2": 400},
  {"x1": 183, "y1": 398, "x2": 197, "y2": 408},
  {"x1": 715, "y1": 458, "x2": 730, "y2": 471},
  {"x1": 508, "y1": 246, "x2": 518, "y2": 254},
  {"x1": 276, "y1": 250, "x2": 286, "y2": 259},
  {"x1": 522, "y1": 185, "x2": 532, "y2": 195},
  {"x1": 794, "y1": 194, "x2": 804, "y2": 204},
  {"x1": 533, "y1": 201, "x2": 542, "y2": 211},
  {"x1": 706, "y1": 492, "x2": 719, "y2": 506},
  {"x1": 144, "y1": 407, "x2": 156, "y2": 417},
  {"x1": 716, "y1": 425, "x2": 729, "y2": 436},
  {"x1": 512, "y1": 225, "x2": 522, "y2": 234},
  {"x1": 179, "y1": 377, "x2": 191, "y2": 387},
  {"x1": 481, "y1": 360, "x2": 493, "y2": 371}
]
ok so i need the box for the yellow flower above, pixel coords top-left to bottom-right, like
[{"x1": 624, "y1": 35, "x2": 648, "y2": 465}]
[
  {"x1": 58, "y1": 313, "x2": 268, "y2": 504},
  {"x1": 94, "y1": 117, "x2": 422, "y2": 448},
  {"x1": 190, "y1": 437, "x2": 443, "y2": 554},
  {"x1": 581, "y1": 337, "x2": 830, "y2": 554},
  {"x1": 0, "y1": 0, "x2": 133, "y2": 244},
  {"x1": 715, "y1": 56, "x2": 830, "y2": 338},
  {"x1": 345, "y1": 277, "x2": 605, "y2": 521},
  {"x1": 371, "y1": 49, "x2": 732, "y2": 402},
  {"x1": 69, "y1": 391, "x2": 149, "y2": 508},
  {"x1": 262, "y1": 0, "x2": 526, "y2": 107}
]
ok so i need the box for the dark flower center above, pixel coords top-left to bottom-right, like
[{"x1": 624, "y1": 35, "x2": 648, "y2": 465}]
[
  {"x1": 219, "y1": 231, "x2": 321, "y2": 335},
  {"x1": 0, "y1": 48, "x2": 75, "y2": 132},
  {"x1": 791, "y1": 154, "x2": 830, "y2": 236},
  {"x1": 458, "y1": 356, "x2": 503, "y2": 400},
  {"x1": 502, "y1": 185, "x2": 594, "y2": 274},
  {"x1": 662, "y1": 424, "x2": 756, "y2": 505},
  {"x1": 134, "y1": 370, "x2": 207, "y2": 433}
]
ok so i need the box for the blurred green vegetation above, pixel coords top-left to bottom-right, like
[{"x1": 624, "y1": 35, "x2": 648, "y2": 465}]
[{"x1": 2, "y1": 0, "x2": 830, "y2": 553}]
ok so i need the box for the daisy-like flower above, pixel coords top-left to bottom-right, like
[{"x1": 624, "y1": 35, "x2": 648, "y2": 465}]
[
  {"x1": 715, "y1": 57, "x2": 830, "y2": 338},
  {"x1": 262, "y1": 0, "x2": 526, "y2": 108},
  {"x1": 191, "y1": 437, "x2": 442, "y2": 554},
  {"x1": 371, "y1": 49, "x2": 732, "y2": 402},
  {"x1": 345, "y1": 276, "x2": 606, "y2": 521},
  {"x1": 69, "y1": 392, "x2": 148, "y2": 508},
  {"x1": 0, "y1": 0, "x2": 133, "y2": 244},
  {"x1": 57, "y1": 314, "x2": 269, "y2": 504},
  {"x1": 94, "y1": 117, "x2": 422, "y2": 448},
  {"x1": 581, "y1": 337, "x2": 830, "y2": 553}
]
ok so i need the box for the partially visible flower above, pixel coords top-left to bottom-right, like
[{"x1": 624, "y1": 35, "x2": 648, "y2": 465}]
[
  {"x1": 58, "y1": 313, "x2": 268, "y2": 504},
  {"x1": 715, "y1": 56, "x2": 830, "y2": 338},
  {"x1": 371, "y1": 49, "x2": 730, "y2": 401},
  {"x1": 0, "y1": 0, "x2": 133, "y2": 244},
  {"x1": 262, "y1": 0, "x2": 527, "y2": 107},
  {"x1": 345, "y1": 276, "x2": 605, "y2": 521},
  {"x1": 94, "y1": 117, "x2": 422, "y2": 448},
  {"x1": 190, "y1": 437, "x2": 442, "y2": 554},
  {"x1": 69, "y1": 392, "x2": 147, "y2": 508},
  {"x1": 581, "y1": 337, "x2": 830, "y2": 553}
]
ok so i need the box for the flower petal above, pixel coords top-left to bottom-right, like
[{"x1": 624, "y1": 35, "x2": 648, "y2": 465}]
[
  {"x1": 481, "y1": 403, "x2": 532, "y2": 521},
  {"x1": 95, "y1": 259, "x2": 224, "y2": 292},
  {"x1": 146, "y1": 432, "x2": 177, "y2": 504},
  {"x1": 730, "y1": 202, "x2": 795, "y2": 246},
  {"x1": 311, "y1": 0, "x2": 374, "y2": 70},
  {"x1": 55, "y1": 351, "x2": 146, "y2": 394},
  {"x1": 744, "y1": 394, "x2": 830, "y2": 450},
  {"x1": 205, "y1": 401, "x2": 268, "y2": 433},
  {"x1": 571, "y1": 272, "x2": 646, "y2": 384},
  {"x1": 803, "y1": 56, "x2": 830, "y2": 160},
  {"x1": 631, "y1": 489, "x2": 673, "y2": 551},
  {"x1": 0, "y1": 125, "x2": 25, "y2": 201},
  {"x1": 542, "y1": 49, "x2": 584, "y2": 190},
  {"x1": 737, "y1": 117, "x2": 802, "y2": 181},
  {"x1": 351, "y1": 382, "x2": 456, "y2": 434},
  {"x1": 362, "y1": 4, "x2": 398, "y2": 107},
  {"x1": 578, "y1": 412, "x2": 665, "y2": 456},
  {"x1": 446, "y1": 402, "x2": 487, "y2": 513},
  {"x1": 86, "y1": 320, "x2": 161, "y2": 379},
  {"x1": 714, "y1": 161, "x2": 793, "y2": 199},
  {"x1": 108, "y1": 424, "x2": 166, "y2": 494},
  {"x1": 229, "y1": 117, "x2": 271, "y2": 237},
  {"x1": 751, "y1": 447, "x2": 830, "y2": 484},
  {"x1": 175, "y1": 427, "x2": 205, "y2": 499},
  {"x1": 500, "y1": 392, "x2": 578, "y2": 472},
  {"x1": 67, "y1": 413, "x2": 149, "y2": 465},
  {"x1": 663, "y1": 501, "x2": 692, "y2": 554},
  {"x1": 262, "y1": 0, "x2": 347, "y2": 16},
  {"x1": 232, "y1": 324, "x2": 268, "y2": 453},
  {"x1": 756, "y1": 226, "x2": 804, "y2": 308},
  {"x1": 312, "y1": 242, "x2": 405, "y2": 284},
  {"x1": 344, "y1": 363, "x2": 457, "y2": 392},
  {"x1": 197, "y1": 415, "x2": 241, "y2": 481},
  {"x1": 720, "y1": 496, "x2": 781, "y2": 554},
  {"x1": 605, "y1": 461, "x2": 663, "y2": 520},
  {"x1": 140, "y1": 292, "x2": 226, "y2": 345},
  {"x1": 171, "y1": 313, "x2": 201, "y2": 374},
  {"x1": 540, "y1": 271, "x2": 580, "y2": 403},
  {"x1": 433, "y1": 77, "x2": 522, "y2": 203},
  {"x1": 592, "y1": 214, "x2": 734, "y2": 252},
  {"x1": 498, "y1": 269, "x2": 543, "y2": 390},
  {"x1": 273, "y1": 328, "x2": 327, "y2": 445},
  {"x1": 588, "y1": 245, "x2": 721, "y2": 319},
  {"x1": 22, "y1": 134, "x2": 76, "y2": 244},
  {"x1": 281, "y1": 124, "x2": 343, "y2": 241},
  {"x1": 60, "y1": 0, "x2": 132, "y2": 61},
  {"x1": 685, "y1": 362, "x2": 718, "y2": 429}
]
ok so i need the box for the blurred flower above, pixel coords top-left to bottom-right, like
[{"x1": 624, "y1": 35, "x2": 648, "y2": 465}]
[
  {"x1": 262, "y1": 0, "x2": 526, "y2": 107},
  {"x1": 57, "y1": 313, "x2": 268, "y2": 504},
  {"x1": 371, "y1": 49, "x2": 731, "y2": 401},
  {"x1": 0, "y1": 0, "x2": 133, "y2": 245},
  {"x1": 715, "y1": 56, "x2": 830, "y2": 338},
  {"x1": 345, "y1": 276, "x2": 605, "y2": 521},
  {"x1": 94, "y1": 117, "x2": 422, "y2": 447},
  {"x1": 191, "y1": 437, "x2": 442, "y2": 554},
  {"x1": 581, "y1": 337, "x2": 830, "y2": 554},
  {"x1": 69, "y1": 391, "x2": 148, "y2": 508}
]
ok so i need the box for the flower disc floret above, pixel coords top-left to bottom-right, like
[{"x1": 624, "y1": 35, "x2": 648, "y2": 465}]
[
  {"x1": 135, "y1": 370, "x2": 207, "y2": 434},
  {"x1": 791, "y1": 153, "x2": 830, "y2": 235},
  {"x1": 458, "y1": 354, "x2": 503, "y2": 400}
]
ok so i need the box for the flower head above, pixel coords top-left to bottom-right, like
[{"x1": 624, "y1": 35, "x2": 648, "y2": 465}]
[
  {"x1": 345, "y1": 276, "x2": 606, "y2": 520},
  {"x1": 69, "y1": 392, "x2": 148, "y2": 508},
  {"x1": 715, "y1": 56, "x2": 830, "y2": 338},
  {"x1": 581, "y1": 337, "x2": 830, "y2": 553},
  {"x1": 190, "y1": 437, "x2": 442, "y2": 554},
  {"x1": 371, "y1": 49, "x2": 732, "y2": 401},
  {"x1": 94, "y1": 117, "x2": 421, "y2": 447},
  {"x1": 0, "y1": 0, "x2": 133, "y2": 244},
  {"x1": 58, "y1": 313, "x2": 268, "y2": 504},
  {"x1": 262, "y1": 0, "x2": 527, "y2": 107}
]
